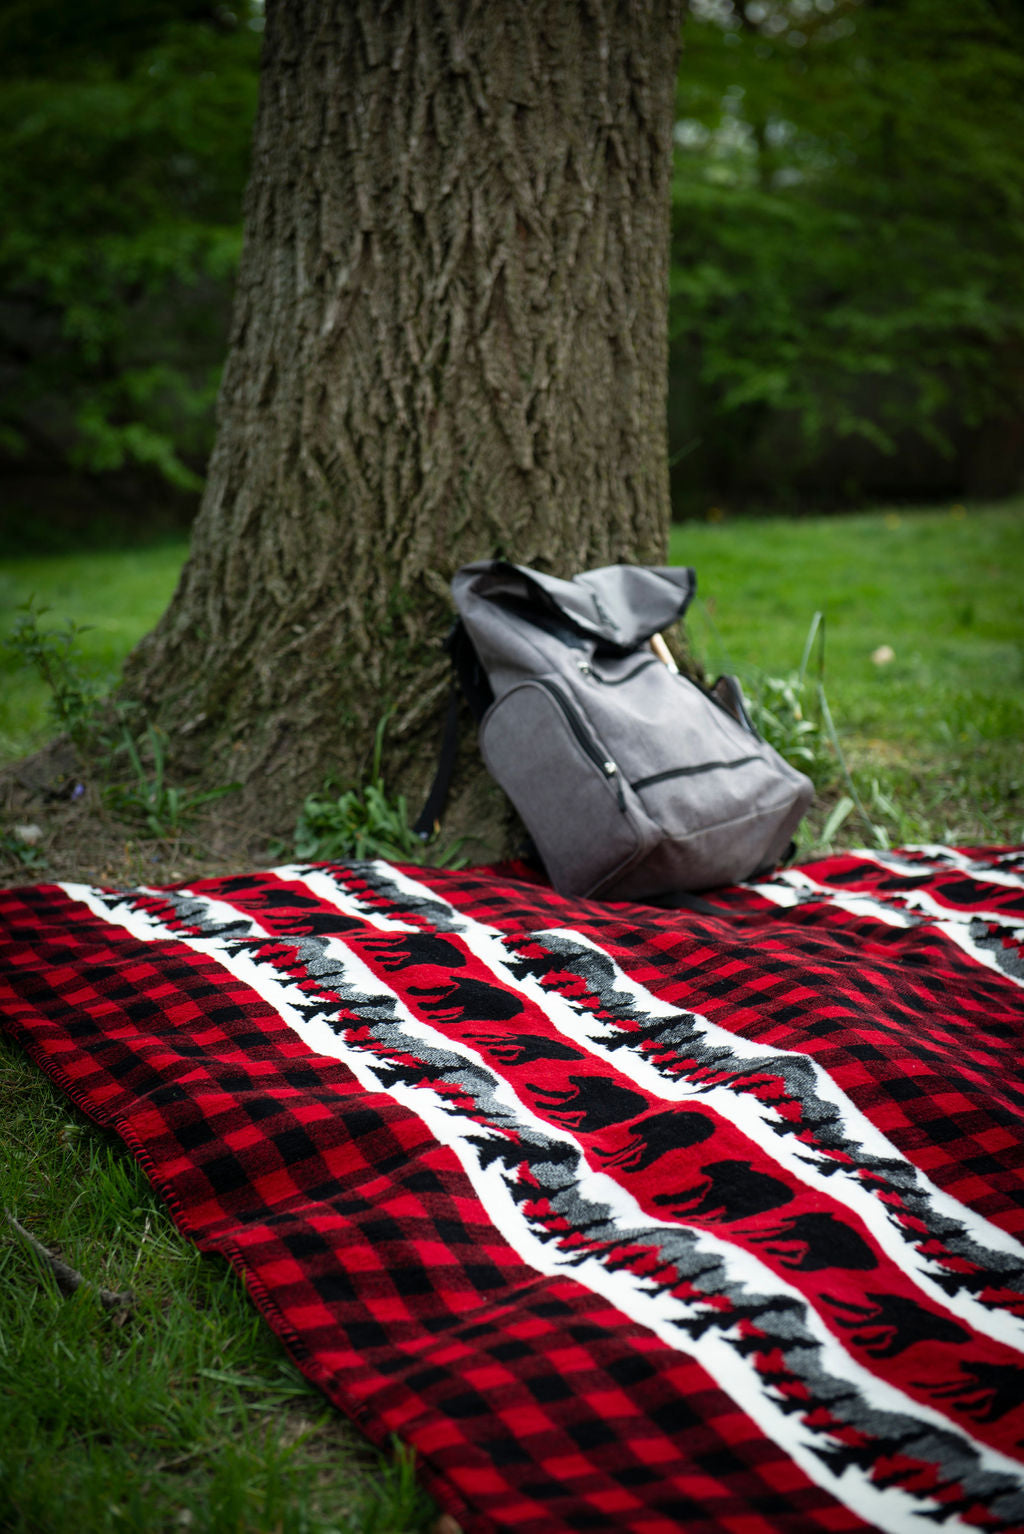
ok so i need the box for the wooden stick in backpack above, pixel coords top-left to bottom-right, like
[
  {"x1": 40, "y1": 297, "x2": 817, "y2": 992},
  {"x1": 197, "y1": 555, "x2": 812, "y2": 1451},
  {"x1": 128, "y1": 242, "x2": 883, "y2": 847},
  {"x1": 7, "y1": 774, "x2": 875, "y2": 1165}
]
[{"x1": 650, "y1": 632, "x2": 679, "y2": 672}]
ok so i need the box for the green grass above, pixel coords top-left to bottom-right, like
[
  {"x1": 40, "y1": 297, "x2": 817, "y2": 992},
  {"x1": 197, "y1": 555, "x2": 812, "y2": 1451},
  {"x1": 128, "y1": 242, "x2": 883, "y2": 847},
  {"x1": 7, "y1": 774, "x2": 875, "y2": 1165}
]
[
  {"x1": 0, "y1": 1035, "x2": 439, "y2": 1534},
  {"x1": 669, "y1": 497, "x2": 1024, "y2": 850},
  {"x1": 0, "y1": 540, "x2": 189, "y2": 763}
]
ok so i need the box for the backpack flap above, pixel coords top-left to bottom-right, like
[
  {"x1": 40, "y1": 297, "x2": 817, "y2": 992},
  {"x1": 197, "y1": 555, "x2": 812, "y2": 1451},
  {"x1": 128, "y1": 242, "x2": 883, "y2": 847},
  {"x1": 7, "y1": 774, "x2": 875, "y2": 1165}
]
[{"x1": 452, "y1": 560, "x2": 695, "y2": 663}]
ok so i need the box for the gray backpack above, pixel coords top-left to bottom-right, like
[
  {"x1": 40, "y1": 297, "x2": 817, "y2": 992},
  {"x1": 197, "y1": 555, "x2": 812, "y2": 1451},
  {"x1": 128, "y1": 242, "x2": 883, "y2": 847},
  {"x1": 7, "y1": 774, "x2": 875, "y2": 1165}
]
[{"x1": 418, "y1": 560, "x2": 813, "y2": 901}]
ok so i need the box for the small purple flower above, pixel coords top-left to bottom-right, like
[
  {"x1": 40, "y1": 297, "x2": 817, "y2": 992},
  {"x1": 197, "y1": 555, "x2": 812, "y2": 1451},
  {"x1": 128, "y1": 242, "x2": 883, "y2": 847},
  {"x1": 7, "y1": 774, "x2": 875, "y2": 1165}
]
[{"x1": 71, "y1": 782, "x2": 86, "y2": 801}]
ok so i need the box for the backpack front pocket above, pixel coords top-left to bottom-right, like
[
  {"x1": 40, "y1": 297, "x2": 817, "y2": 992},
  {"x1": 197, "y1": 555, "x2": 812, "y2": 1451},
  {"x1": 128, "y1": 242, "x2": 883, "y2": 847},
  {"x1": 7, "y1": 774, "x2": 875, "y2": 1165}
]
[{"x1": 479, "y1": 680, "x2": 651, "y2": 897}]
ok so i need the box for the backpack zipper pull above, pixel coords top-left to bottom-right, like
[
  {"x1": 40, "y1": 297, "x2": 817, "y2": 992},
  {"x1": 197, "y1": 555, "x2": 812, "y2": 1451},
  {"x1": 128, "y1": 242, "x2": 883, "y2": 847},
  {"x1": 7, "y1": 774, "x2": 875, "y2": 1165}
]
[{"x1": 604, "y1": 760, "x2": 626, "y2": 811}]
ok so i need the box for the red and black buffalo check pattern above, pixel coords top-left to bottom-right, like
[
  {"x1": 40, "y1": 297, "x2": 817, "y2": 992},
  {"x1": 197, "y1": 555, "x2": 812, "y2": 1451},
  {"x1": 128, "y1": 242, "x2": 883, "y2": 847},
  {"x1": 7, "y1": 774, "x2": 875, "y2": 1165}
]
[{"x1": 2, "y1": 845, "x2": 1024, "y2": 1534}]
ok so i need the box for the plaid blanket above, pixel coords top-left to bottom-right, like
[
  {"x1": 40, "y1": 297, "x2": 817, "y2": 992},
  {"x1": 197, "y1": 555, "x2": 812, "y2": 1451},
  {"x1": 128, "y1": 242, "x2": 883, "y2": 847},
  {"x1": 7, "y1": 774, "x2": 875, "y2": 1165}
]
[{"x1": 2, "y1": 847, "x2": 1024, "y2": 1534}]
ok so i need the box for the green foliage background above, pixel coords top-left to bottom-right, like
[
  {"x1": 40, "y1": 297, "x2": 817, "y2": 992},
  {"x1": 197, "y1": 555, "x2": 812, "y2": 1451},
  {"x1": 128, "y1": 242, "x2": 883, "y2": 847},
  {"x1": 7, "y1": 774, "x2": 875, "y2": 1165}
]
[
  {"x1": 2, "y1": 0, "x2": 1023, "y2": 531},
  {"x1": 0, "y1": 0, "x2": 261, "y2": 518},
  {"x1": 670, "y1": 0, "x2": 1024, "y2": 509}
]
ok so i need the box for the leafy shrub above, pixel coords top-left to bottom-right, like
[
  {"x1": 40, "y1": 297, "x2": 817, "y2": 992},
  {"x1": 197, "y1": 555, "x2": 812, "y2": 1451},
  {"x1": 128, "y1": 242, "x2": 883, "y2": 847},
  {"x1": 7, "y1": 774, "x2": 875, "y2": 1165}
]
[
  {"x1": 103, "y1": 723, "x2": 239, "y2": 839},
  {"x1": 4, "y1": 598, "x2": 238, "y2": 841},
  {"x1": 3, "y1": 598, "x2": 107, "y2": 751},
  {"x1": 293, "y1": 718, "x2": 463, "y2": 868},
  {"x1": 747, "y1": 671, "x2": 829, "y2": 787}
]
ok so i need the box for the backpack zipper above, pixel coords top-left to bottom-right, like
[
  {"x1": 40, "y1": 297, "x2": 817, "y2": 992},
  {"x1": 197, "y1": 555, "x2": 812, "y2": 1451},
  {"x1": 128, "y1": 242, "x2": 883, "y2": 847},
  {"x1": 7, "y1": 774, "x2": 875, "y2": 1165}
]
[
  {"x1": 580, "y1": 655, "x2": 760, "y2": 741},
  {"x1": 575, "y1": 656, "x2": 659, "y2": 686},
  {"x1": 535, "y1": 679, "x2": 626, "y2": 811},
  {"x1": 631, "y1": 755, "x2": 761, "y2": 792}
]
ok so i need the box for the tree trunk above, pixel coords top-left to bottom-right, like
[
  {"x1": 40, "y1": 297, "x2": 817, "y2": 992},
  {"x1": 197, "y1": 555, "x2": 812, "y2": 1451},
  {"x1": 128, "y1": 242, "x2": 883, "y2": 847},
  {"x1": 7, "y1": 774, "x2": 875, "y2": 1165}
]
[{"x1": 123, "y1": 0, "x2": 683, "y2": 855}]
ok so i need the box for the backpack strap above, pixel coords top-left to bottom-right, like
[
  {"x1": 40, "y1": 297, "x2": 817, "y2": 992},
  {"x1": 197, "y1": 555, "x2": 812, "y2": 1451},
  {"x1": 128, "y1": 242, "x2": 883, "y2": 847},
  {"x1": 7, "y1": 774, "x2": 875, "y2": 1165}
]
[
  {"x1": 413, "y1": 621, "x2": 493, "y2": 838},
  {"x1": 447, "y1": 617, "x2": 493, "y2": 722}
]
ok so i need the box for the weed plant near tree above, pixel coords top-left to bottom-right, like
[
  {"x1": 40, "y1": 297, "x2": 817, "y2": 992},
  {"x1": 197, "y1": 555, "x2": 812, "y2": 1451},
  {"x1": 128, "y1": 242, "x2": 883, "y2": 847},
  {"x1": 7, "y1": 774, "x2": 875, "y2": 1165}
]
[
  {"x1": 0, "y1": 542, "x2": 186, "y2": 764},
  {"x1": 291, "y1": 715, "x2": 465, "y2": 868}
]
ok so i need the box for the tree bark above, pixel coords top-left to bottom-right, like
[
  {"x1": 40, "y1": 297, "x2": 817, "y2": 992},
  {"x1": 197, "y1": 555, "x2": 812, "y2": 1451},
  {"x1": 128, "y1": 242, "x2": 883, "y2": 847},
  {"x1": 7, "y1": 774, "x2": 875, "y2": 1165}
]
[{"x1": 123, "y1": 0, "x2": 683, "y2": 854}]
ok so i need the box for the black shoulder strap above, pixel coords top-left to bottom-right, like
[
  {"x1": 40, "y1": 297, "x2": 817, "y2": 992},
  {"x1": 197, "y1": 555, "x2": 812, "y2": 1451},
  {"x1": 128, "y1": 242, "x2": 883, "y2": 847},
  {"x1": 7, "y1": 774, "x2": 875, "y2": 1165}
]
[
  {"x1": 447, "y1": 618, "x2": 493, "y2": 723},
  {"x1": 413, "y1": 621, "x2": 492, "y2": 839},
  {"x1": 412, "y1": 684, "x2": 461, "y2": 839}
]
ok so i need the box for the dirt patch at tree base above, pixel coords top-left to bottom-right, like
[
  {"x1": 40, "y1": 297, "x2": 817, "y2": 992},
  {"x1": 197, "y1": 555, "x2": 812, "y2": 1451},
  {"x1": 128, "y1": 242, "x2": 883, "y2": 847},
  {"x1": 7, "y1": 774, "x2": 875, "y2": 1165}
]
[
  {"x1": 1, "y1": 729, "x2": 513, "y2": 894},
  {"x1": 0, "y1": 742, "x2": 275, "y2": 893}
]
